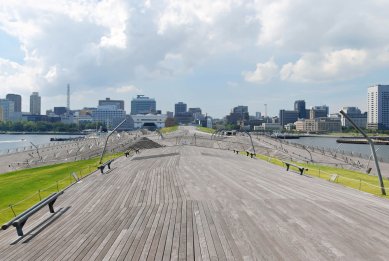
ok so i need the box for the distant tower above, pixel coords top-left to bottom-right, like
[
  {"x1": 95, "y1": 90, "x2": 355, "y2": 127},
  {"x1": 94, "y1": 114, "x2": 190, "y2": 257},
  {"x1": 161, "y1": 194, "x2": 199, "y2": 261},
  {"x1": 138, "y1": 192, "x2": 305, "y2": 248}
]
[
  {"x1": 264, "y1": 104, "x2": 268, "y2": 117},
  {"x1": 30, "y1": 92, "x2": 41, "y2": 115},
  {"x1": 67, "y1": 84, "x2": 70, "y2": 110}
]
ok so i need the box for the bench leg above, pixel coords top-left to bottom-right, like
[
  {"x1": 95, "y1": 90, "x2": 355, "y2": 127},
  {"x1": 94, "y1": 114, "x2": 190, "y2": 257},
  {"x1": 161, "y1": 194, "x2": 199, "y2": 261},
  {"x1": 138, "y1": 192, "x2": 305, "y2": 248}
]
[
  {"x1": 108, "y1": 163, "x2": 111, "y2": 169},
  {"x1": 100, "y1": 167, "x2": 104, "y2": 174},
  {"x1": 286, "y1": 164, "x2": 290, "y2": 171},
  {"x1": 48, "y1": 199, "x2": 57, "y2": 213},
  {"x1": 299, "y1": 169, "x2": 303, "y2": 175},
  {"x1": 16, "y1": 220, "x2": 27, "y2": 237}
]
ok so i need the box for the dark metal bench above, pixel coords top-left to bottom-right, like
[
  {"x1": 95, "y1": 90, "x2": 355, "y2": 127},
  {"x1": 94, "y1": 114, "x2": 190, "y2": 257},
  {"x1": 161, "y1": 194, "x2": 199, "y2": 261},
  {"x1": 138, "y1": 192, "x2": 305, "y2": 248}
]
[
  {"x1": 246, "y1": 151, "x2": 256, "y2": 158},
  {"x1": 1, "y1": 192, "x2": 63, "y2": 237},
  {"x1": 98, "y1": 159, "x2": 114, "y2": 173},
  {"x1": 283, "y1": 161, "x2": 307, "y2": 175}
]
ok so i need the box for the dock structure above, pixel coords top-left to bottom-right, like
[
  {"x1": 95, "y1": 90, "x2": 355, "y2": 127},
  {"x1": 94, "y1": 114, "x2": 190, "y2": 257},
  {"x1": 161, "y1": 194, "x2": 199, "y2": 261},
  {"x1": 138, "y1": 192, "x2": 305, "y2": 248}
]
[{"x1": 1, "y1": 142, "x2": 389, "y2": 259}]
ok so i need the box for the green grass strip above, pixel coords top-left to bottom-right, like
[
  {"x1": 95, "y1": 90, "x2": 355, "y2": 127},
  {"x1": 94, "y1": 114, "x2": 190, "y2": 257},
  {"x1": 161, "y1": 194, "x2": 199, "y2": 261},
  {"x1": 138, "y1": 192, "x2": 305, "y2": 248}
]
[
  {"x1": 196, "y1": 127, "x2": 215, "y2": 134},
  {"x1": 240, "y1": 151, "x2": 389, "y2": 198},
  {"x1": 0, "y1": 152, "x2": 123, "y2": 224},
  {"x1": 160, "y1": 126, "x2": 178, "y2": 134}
]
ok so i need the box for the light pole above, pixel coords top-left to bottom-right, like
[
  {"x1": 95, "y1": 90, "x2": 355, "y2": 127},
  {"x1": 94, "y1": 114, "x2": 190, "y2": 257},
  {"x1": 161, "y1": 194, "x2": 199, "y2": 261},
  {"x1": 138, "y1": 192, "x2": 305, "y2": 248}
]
[
  {"x1": 339, "y1": 110, "x2": 386, "y2": 195},
  {"x1": 99, "y1": 119, "x2": 127, "y2": 164}
]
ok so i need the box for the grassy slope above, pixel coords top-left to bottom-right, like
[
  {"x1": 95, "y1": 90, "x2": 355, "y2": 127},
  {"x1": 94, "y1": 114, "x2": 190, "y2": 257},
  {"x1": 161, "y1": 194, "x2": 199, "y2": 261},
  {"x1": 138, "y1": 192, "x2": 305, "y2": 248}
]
[
  {"x1": 252, "y1": 153, "x2": 389, "y2": 197},
  {"x1": 196, "y1": 127, "x2": 215, "y2": 134},
  {"x1": 0, "y1": 153, "x2": 121, "y2": 223},
  {"x1": 160, "y1": 126, "x2": 178, "y2": 134}
]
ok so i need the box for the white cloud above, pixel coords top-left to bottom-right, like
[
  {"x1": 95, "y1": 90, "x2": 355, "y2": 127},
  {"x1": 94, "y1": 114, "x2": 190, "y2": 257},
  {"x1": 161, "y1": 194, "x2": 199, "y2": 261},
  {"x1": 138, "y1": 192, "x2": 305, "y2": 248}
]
[
  {"x1": 1, "y1": 0, "x2": 389, "y2": 113},
  {"x1": 280, "y1": 49, "x2": 369, "y2": 82},
  {"x1": 109, "y1": 85, "x2": 141, "y2": 94},
  {"x1": 243, "y1": 58, "x2": 278, "y2": 83}
]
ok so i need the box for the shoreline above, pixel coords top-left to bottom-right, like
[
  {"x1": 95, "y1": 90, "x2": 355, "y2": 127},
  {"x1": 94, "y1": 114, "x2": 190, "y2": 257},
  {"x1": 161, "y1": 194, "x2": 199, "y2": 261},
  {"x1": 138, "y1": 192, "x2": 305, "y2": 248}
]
[{"x1": 0, "y1": 132, "x2": 85, "y2": 135}]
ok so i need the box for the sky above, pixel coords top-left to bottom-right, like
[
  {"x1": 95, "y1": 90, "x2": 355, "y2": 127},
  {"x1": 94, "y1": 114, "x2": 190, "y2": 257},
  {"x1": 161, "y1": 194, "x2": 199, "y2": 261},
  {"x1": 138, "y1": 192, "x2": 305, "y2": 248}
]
[{"x1": 1, "y1": 0, "x2": 389, "y2": 118}]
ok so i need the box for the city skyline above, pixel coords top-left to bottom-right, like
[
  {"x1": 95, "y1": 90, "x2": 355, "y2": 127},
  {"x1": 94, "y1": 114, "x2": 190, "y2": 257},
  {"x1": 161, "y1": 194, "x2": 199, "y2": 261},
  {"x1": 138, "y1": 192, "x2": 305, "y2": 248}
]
[{"x1": 1, "y1": 1, "x2": 389, "y2": 117}]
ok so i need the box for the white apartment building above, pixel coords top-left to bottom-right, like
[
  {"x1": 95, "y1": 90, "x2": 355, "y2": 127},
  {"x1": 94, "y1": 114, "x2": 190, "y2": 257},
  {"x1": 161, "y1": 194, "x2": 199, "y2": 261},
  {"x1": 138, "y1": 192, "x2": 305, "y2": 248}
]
[{"x1": 368, "y1": 85, "x2": 389, "y2": 130}]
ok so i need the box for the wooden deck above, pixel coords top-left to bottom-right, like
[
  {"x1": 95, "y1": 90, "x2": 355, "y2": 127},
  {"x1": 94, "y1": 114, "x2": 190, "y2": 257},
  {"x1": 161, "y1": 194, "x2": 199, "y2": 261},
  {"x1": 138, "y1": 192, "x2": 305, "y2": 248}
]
[{"x1": 1, "y1": 145, "x2": 389, "y2": 260}]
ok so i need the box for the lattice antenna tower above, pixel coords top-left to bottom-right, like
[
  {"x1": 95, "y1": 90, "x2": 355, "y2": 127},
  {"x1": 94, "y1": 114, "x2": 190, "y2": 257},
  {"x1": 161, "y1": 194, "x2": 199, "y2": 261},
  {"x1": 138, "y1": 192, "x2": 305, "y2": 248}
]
[{"x1": 67, "y1": 84, "x2": 70, "y2": 110}]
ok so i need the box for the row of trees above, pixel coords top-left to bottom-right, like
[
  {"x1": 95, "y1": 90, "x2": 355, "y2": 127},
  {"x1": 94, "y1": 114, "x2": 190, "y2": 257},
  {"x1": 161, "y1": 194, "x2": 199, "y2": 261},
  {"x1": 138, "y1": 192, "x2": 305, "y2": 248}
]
[{"x1": 0, "y1": 121, "x2": 106, "y2": 133}]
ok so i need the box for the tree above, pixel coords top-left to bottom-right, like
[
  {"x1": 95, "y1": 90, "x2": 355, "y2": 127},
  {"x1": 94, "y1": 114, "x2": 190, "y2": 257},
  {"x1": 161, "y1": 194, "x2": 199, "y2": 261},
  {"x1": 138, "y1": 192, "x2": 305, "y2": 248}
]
[{"x1": 165, "y1": 117, "x2": 177, "y2": 127}]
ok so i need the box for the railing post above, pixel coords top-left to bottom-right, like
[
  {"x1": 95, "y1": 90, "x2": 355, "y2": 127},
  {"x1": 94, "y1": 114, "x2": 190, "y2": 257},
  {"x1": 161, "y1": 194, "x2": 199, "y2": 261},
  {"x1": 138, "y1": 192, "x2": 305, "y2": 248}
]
[{"x1": 9, "y1": 205, "x2": 16, "y2": 217}]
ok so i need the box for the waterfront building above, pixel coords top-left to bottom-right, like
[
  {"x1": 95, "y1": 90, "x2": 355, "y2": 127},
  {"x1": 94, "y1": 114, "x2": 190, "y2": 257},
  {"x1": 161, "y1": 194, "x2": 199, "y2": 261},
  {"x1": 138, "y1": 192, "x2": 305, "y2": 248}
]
[
  {"x1": 0, "y1": 99, "x2": 14, "y2": 121},
  {"x1": 6, "y1": 94, "x2": 22, "y2": 112},
  {"x1": 255, "y1": 112, "x2": 261, "y2": 119},
  {"x1": 368, "y1": 84, "x2": 389, "y2": 130},
  {"x1": 340, "y1": 107, "x2": 367, "y2": 129},
  {"x1": 54, "y1": 107, "x2": 68, "y2": 116},
  {"x1": 0, "y1": 107, "x2": 2, "y2": 121},
  {"x1": 294, "y1": 100, "x2": 306, "y2": 119},
  {"x1": 253, "y1": 123, "x2": 282, "y2": 131},
  {"x1": 92, "y1": 105, "x2": 126, "y2": 129},
  {"x1": 189, "y1": 107, "x2": 204, "y2": 122},
  {"x1": 30, "y1": 92, "x2": 41, "y2": 115},
  {"x1": 99, "y1": 98, "x2": 124, "y2": 110},
  {"x1": 295, "y1": 117, "x2": 341, "y2": 133},
  {"x1": 310, "y1": 105, "x2": 329, "y2": 119},
  {"x1": 131, "y1": 114, "x2": 167, "y2": 130},
  {"x1": 279, "y1": 110, "x2": 299, "y2": 127},
  {"x1": 175, "y1": 112, "x2": 194, "y2": 124},
  {"x1": 166, "y1": 111, "x2": 174, "y2": 118},
  {"x1": 131, "y1": 95, "x2": 156, "y2": 115},
  {"x1": 226, "y1": 105, "x2": 249, "y2": 126},
  {"x1": 175, "y1": 102, "x2": 187, "y2": 115}
]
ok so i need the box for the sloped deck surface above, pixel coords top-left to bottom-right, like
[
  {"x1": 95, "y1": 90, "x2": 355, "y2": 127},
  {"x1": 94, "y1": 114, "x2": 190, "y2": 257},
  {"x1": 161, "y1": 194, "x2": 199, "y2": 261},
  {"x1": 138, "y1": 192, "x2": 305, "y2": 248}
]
[{"x1": 1, "y1": 146, "x2": 389, "y2": 260}]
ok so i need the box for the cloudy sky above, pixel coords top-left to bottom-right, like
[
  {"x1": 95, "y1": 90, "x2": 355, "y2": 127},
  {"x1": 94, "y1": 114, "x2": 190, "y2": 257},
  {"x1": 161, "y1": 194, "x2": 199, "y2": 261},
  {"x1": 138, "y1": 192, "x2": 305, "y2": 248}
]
[{"x1": 1, "y1": 0, "x2": 389, "y2": 117}]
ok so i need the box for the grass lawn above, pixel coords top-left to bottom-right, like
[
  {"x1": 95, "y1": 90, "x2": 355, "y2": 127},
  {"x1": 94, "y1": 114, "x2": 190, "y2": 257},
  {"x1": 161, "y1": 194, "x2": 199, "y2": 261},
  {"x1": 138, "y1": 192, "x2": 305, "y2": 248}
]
[
  {"x1": 0, "y1": 152, "x2": 122, "y2": 224},
  {"x1": 159, "y1": 126, "x2": 178, "y2": 134},
  {"x1": 246, "y1": 152, "x2": 389, "y2": 198},
  {"x1": 196, "y1": 127, "x2": 215, "y2": 134}
]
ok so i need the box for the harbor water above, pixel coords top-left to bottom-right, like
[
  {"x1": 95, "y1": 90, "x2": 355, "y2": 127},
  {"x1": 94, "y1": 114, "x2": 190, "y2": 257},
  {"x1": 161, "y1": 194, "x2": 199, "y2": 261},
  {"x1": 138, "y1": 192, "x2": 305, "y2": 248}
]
[
  {"x1": 0, "y1": 134, "x2": 85, "y2": 155},
  {"x1": 288, "y1": 136, "x2": 389, "y2": 163}
]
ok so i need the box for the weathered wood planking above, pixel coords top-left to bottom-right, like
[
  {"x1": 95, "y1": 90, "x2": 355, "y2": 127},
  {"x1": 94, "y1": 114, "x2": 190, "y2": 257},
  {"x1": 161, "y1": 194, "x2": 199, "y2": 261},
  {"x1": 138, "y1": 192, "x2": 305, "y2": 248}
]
[{"x1": 1, "y1": 146, "x2": 389, "y2": 260}]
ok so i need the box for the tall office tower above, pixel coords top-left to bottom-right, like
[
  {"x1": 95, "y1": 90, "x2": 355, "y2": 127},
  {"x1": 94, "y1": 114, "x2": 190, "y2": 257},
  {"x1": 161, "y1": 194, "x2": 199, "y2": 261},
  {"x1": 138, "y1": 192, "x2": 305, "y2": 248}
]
[
  {"x1": 368, "y1": 84, "x2": 389, "y2": 130},
  {"x1": 6, "y1": 94, "x2": 22, "y2": 112},
  {"x1": 279, "y1": 109, "x2": 299, "y2": 127},
  {"x1": 310, "y1": 105, "x2": 329, "y2": 119},
  {"x1": 0, "y1": 99, "x2": 15, "y2": 121},
  {"x1": 131, "y1": 95, "x2": 156, "y2": 115},
  {"x1": 174, "y1": 102, "x2": 187, "y2": 115},
  {"x1": 30, "y1": 92, "x2": 41, "y2": 115},
  {"x1": 294, "y1": 100, "x2": 306, "y2": 119},
  {"x1": 99, "y1": 98, "x2": 125, "y2": 110}
]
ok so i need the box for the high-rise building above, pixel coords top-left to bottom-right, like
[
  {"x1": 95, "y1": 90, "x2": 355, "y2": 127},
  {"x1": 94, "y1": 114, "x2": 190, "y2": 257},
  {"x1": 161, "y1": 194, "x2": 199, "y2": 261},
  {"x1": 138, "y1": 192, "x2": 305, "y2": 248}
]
[
  {"x1": 310, "y1": 105, "x2": 329, "y2": 119},
  {"x1": 368, "y1": 84, "x2": 389, "y2": 130},
  {"x1": 175, "y1": 102, "x2": 187, "y2": 115},
  {"x1": 30, "y1": 92, "x2": 41, "y2": 115},
  {"x1": 92, "y1": 105, "x2": 126, "y2": 130},
  {"x1": 6, "y1": 94, "x2": 22, "y2": 112},
  {"x1": 99, "y1": 98, "x2": 125, "y2": 110},
  {"x1": 255, "y1": 112, "x2": 261, "y2": 119},
  {"x1": 279, "y1": 110, "x2": 299, "y2": 127},
  {"x1": 226, "y1": 105, "x2": 249, "y2": 126},
  {"x1": 294, "y1": 100, "x2": 306, "y2": 119},
  {"x1": 131, "y1": 95, "x2": 156, "y2": 115},
  {"x1": 0, "y1": 99, "x2": 15, "y2": 121},
  {"x1": 340, "y1": 107, "x2": 367, "y2": 128}
]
